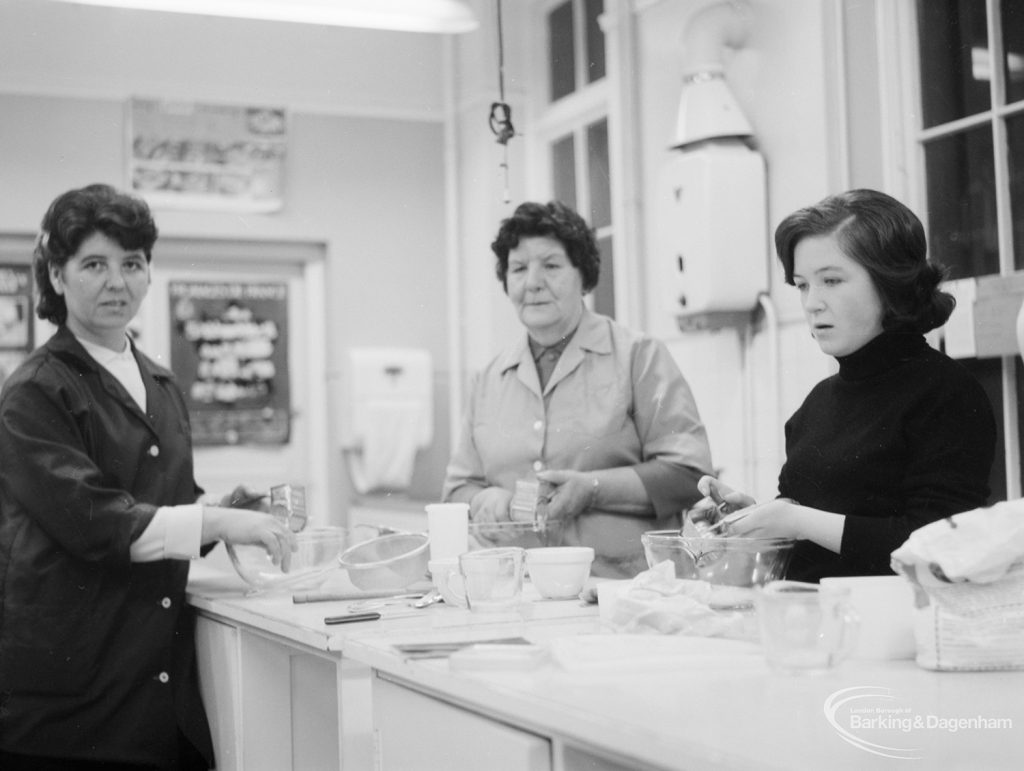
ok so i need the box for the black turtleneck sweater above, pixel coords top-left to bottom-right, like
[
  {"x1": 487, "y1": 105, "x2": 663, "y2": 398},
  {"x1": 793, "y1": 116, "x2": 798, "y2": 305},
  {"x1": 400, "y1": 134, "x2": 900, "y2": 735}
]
[{"x1": 779, "y1": 332, "x2": 996, "y2": 582}]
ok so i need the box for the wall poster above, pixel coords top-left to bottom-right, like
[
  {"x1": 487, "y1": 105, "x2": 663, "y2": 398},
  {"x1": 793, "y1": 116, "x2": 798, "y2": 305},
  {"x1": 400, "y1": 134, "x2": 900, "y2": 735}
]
[
  {"x1": 128, "y1": 97, "x2": 286, "y2": 212},
  {"x1": 0, "y1": 264, "x2": 33, "y2": 391},
  {"x1": 169, "y1": 280, "x2": 290, "y2": 446}
]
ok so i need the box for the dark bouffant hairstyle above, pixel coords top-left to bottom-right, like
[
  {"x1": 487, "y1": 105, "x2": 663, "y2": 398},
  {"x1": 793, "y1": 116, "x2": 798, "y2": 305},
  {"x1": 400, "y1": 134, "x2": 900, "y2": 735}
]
[
  {"x1": 774, "y1": 188, "x2": 954, "y2": 334},
  {"x1": 33, "y1": 183, "x2": 157, "y2": 326},
  {"x1": 490, "y1": 201, "x2": 600, "y2": 292}
]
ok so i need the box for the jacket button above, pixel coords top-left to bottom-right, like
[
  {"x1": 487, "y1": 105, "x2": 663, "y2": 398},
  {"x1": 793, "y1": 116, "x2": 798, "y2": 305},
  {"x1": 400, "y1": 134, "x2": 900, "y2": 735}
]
[
  {"x1": 532, "y1": 460, "x2": 544, "y2": 472},
  {"x1": 161, "y1": 597, "x2": 172, "y2": 609},
  {"x1": 158, "y1": 672, "x2": 170, "y2": 684},
  {"x1": 533, "y1": 420, "x2": 543, "y2": 431},
  {"x1": 148, "y1": 445, "x2": 160, "y2": 457}
]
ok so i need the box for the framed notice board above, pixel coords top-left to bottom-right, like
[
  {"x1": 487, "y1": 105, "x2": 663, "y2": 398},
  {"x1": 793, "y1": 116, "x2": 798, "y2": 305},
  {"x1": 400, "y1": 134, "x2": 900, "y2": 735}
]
[{"x1": 169, "y1": 280, "x2": 290, "y2": 446}]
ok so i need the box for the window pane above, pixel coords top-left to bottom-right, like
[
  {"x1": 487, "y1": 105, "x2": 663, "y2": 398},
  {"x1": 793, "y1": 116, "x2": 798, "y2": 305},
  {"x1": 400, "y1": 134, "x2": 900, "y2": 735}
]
[
  {"x1": 923, "y1": 126, "x2": 998, "y2": 278},
  {"x1": 586, "y1": 118, "x2": 611, "y2": 228},
  {"x1": 548, "y1": 1, "x2": 576, "y2": 102},
  {"x1": 1003, "y1": 0, "x2": 1024, "y2": 105},
  {"x1": 1009, "y1": 112, "x2": 1024, "y2": 270},
  {"x1": 584, "y1": 0, "x2": 606, "y2": 84},
  {"x1": 916, "y1": 0, "x2": 990, "y2": 128},
  {"x1": 592, "y1": 234, "x2": 615, "y2": 318},
  {"x1": 552, "y1": 134, "x2": 577, "y2": 210}
]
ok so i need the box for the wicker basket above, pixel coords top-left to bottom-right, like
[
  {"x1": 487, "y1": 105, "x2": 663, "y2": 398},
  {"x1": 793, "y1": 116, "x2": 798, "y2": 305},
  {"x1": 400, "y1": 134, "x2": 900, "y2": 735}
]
[{"x1": 911, "y1": 562, "x2": 1024, "y2": 671}]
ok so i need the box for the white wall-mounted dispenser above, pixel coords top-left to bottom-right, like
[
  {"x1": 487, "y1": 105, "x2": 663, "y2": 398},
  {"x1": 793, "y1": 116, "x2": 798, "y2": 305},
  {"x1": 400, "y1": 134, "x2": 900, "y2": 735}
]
[
  {"x1": 339, "y1": 347, "x2": 433, "y2": 495},
  {"x1": 657, "y1": 0, "x2": 768, "y2": 332}
]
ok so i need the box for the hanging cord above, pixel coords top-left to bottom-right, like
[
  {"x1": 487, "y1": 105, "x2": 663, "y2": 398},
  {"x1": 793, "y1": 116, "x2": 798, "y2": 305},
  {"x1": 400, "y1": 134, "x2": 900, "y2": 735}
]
[{"x1": 488, "y1": 0, "x2": 515, "y2": 202}]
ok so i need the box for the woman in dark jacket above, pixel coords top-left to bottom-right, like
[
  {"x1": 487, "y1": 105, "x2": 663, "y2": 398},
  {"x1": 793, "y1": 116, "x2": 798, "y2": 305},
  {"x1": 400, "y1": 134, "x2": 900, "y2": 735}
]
[
  {"x1": 697, "y1": 189, "x2": 995, "y2": 582},
  {"x1": 0, "y1": 184, "x2": 296, "y2": 770}
]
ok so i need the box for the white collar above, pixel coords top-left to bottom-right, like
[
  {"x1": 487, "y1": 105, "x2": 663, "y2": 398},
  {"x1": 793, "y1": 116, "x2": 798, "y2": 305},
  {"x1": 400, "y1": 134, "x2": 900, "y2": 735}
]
[{"x1": 77, "y1": 334, "x2": 135, "y2": 365}]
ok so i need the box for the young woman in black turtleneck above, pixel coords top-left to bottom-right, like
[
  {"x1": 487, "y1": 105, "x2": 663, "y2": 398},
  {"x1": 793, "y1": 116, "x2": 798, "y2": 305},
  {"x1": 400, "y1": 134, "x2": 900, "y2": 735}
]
[{"x1": 699, "y1": 189, "x2": 996, "y2": 582}]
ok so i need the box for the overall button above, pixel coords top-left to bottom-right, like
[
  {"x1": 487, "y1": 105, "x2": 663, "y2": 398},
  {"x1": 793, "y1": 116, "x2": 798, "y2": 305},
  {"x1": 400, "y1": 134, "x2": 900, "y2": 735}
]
[
  {"x1": 161, "y1": 597, "x2": 172, "y2": 609},
  {"x1": 158, "y1": 672, "x2": 170, "y2": 684},
  {"x1": 148, "y1": 445, "x2": 160, "y2": 457}
]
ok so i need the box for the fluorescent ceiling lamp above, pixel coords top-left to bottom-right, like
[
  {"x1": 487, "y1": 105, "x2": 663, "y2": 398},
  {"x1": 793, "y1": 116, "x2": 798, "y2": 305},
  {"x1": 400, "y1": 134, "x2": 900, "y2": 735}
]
[{"x1": 48, "y1": 0, "x2": 479, "y2": 33}]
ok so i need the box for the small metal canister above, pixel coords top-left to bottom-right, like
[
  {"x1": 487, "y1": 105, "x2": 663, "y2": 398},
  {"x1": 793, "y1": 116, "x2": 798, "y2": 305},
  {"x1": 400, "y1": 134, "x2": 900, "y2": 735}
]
[
  {"x1": 510, "y1": 478, "x2": 552, "y2": 533},
  {"x1": 270, "y1": 484, "x2": 308, "y2": 532}
]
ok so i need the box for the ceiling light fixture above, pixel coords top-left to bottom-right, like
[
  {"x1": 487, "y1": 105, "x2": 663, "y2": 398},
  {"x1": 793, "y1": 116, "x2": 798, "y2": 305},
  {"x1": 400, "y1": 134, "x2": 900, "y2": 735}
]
[
  {"x1": 48, "y1": 0, "x2": 479, "y2": 34},
  {"x1": 672, "y1": 1, "x2": 753, "y2": 149}
]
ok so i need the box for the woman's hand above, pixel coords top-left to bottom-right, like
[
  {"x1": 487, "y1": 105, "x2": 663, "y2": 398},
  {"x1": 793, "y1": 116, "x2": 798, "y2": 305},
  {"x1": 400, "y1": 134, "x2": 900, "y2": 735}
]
[
  {"x1": 535, "y1": 469, "x2": 597, "y2": 521},
  {"x1": 687, "y1": 476, "x2": 752, "y2": 528},
  {"x1": 202, "y1": 506, "x2": 297, "y2": 570},
  {"x1": 469, "y1": 487, "x2": 513, "y2": 524},
  {"x1": 726, "y1": 499, "x2": 799, "y2": 538},
  {"x1": 728, "y1": 498, "x2": 845, "y2": 553},
  {"x1": 696, "y1": 476, "x2": 756, "y2": 513},
  {"x1": 220, "y1": 484, "x2": 269, "y2": 511}
]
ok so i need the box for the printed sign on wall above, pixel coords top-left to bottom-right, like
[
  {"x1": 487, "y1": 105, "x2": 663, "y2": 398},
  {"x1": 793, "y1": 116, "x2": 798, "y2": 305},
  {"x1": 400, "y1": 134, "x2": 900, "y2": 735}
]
[
  {"x1": 0, "y1": 264, "x2": 33, "y2": 391},
  {"x1": 169, "y1": 280, "x2": 290, "y2": 446},
  {"x1": 129, "y1": 98, "x2": 287, "y2": 212}
]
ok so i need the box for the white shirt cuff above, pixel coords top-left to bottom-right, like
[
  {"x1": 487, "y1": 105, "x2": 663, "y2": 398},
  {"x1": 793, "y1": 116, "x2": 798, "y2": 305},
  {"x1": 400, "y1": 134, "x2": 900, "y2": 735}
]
[{"x1": 129, "y1": 504, "x2": 204, "y2": 562}]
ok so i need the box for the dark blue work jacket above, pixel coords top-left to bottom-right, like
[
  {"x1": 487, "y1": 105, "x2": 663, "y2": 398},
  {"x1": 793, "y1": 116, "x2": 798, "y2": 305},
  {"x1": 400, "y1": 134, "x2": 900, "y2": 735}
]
[{"x1": 0, "y1": 326, "x2": 213, "y2": 768}]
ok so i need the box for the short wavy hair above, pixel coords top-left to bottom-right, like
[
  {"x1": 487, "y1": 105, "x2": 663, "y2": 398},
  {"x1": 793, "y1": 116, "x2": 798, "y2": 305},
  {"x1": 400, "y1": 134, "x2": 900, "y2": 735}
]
[
  {"x1": 774, "y1": 188, "x2": 954, "y2": 334},
  {"x1": 33, "y1": 183, "x2": 158, "y2": 326},
  {"x1": 490, "y1": 201, "x2": 600, "y2": 292}
]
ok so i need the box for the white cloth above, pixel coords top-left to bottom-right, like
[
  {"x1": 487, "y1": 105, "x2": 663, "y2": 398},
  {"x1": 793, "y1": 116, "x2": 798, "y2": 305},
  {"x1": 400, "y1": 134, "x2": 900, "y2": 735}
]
[
  {"x1": 346, "y1": 399, "x2": 424, "y2": 493},
  {"x1": 891, "y1": 499, "x2": 1024, "y2": 587}
]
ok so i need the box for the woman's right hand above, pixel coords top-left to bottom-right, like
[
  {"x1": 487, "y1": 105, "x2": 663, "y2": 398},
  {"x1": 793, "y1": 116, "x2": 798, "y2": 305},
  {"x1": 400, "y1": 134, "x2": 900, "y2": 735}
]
[
  {"x1": 692, "y1": 476, "x2": 756, "y2": 529},
  {"x1": 469, "y1": 486, "x2": 513, "y2": 524},
  {"x1": 202, "y1": 506, "x2": 297, "y2": 570}
]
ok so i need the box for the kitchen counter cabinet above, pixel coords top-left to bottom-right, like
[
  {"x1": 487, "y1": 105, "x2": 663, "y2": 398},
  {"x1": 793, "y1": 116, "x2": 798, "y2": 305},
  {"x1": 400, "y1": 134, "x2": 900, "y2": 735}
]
[
  {"x1": 373, "y1": 674, "x2": 553, "y2": 771},
  {"x1": 193, "y1": 613, "x2": 375, "y2": 771},
  {"x1": 189, "y1": 560, "x2": 1024, "y2": 771},
  {"x1": 187, "y1": 561, "x2": 380, "y2": 771},
  {"x1": 185, "y1": 559, "x2": 586, "y2": 771},
  {"x1": 346, "y1": 618, "x2": 1024, "y2": 771}
]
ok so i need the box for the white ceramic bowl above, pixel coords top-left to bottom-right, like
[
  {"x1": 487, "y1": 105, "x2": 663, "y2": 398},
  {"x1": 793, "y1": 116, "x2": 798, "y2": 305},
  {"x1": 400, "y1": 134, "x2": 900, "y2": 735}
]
[{"x1": 526, "y1": 546, "x2": 595, "y2": 600}]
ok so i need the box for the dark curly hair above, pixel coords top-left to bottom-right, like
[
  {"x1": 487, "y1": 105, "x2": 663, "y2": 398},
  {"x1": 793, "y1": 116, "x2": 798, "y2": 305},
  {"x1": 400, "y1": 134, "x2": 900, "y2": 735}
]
[
  {"x1": 33, "y1": 183, "x2": 158, "y2": 326},
  {"x1": 490, "y1": 201, "x2": 600, "y2": 292},
  {"x1": 774, "y1": 188, "x2": 954, "y2": 334}
]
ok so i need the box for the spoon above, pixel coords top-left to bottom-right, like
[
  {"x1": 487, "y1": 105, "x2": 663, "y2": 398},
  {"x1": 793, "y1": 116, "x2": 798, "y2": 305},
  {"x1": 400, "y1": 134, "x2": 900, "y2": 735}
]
[
  {"x1": 411, "y1": 589, "x2": 443, "y2": 608},
  {"x1": 703, "y1": 509, "x2": 749, "y2": 535}
]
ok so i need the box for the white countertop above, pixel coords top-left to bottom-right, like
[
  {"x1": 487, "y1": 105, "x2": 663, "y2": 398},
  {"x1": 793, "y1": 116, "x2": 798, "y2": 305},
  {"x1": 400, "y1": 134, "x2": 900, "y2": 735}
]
[{"x1": 187, "y1": 561, "x2": 1024, "y2": 771}]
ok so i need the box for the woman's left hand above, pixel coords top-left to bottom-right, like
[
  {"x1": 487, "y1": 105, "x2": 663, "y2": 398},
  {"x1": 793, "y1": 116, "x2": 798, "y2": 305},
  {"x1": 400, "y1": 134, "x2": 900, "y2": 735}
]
[
  {"x1": 203, "y1": 507, "x2": 298, "y2": 570},
  {"x1": 728, "y1": 498, "x2": 845, "y2": 553},
  {"x1": 536, "y1": 469, "x2": 597, "y2": 520}
]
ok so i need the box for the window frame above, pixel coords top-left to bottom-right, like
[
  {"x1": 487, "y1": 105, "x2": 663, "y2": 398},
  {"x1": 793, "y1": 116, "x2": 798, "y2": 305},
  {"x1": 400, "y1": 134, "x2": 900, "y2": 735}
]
[
  {"x1": 882, "y1": 0, "x2": 1023, "y2": 497},
  {"x1": 527, "y1": 0, "x2": 622, "y2": 320}
]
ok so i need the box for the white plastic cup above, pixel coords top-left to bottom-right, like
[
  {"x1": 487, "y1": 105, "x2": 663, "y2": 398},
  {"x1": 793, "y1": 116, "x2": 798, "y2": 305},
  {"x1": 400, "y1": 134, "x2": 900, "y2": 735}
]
[
  {"x1": 820, "y1": 575, "x2": 916, "y2": 660},
  {"x1": 425, "y1": 503, "x2": 469, "y2": 562}
]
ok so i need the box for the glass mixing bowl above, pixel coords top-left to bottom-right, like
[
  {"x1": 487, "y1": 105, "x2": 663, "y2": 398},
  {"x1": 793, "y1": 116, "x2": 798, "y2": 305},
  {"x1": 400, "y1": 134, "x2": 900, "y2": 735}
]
[
  {"x1": 641, "y1": 530, "x2": 797, "y2": 608},
  {"x1": 227, "y1": 526, "x2": 352, "y2": 593}
]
